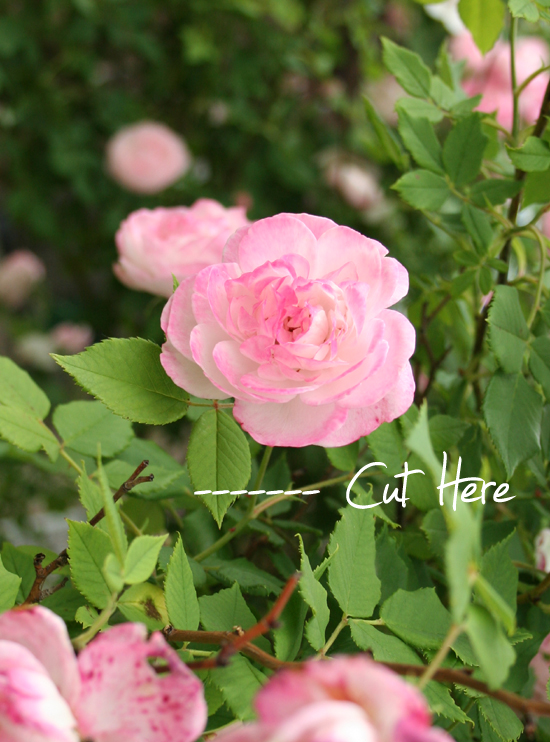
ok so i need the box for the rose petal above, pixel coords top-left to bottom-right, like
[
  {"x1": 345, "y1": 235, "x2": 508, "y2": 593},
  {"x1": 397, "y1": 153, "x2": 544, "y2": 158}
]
[
  {"x1": 160, "y1": 336, "x2": 227, "y2": 399},
  {"x1": 77, "y1": 624, "x2": 207, "y2": 742},
  {"x1": 234, "y1": 214, "x2": 317, "y2": 273}
]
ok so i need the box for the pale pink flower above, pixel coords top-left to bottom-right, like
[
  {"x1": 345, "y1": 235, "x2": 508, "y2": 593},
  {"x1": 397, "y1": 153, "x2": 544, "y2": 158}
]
[
  {"x1": 0, "y1": 250, "x2": 46, "y2": 309},
  {"x1": 536, "y1": 529, "x2": 550, "y2": 572},
  {"x1": 50, "y1": 323, "x2": 94, "y2": 354},
  {"x1": 214, "y1": 656, "x2": 453, "y2": 742},
  {"x1": 531, "y1": 633, "x2": 550, "y2": 702},
  {"x1": 543, "y1": 212, "x2": 550, "y2": 239},
  {"x1": 106, "y1": 122, "x2": 191, "y2": 194},
  {"x1": 363, "y1": 75, "x2": 404, "y2": 126},
  {"x1": 114, "y1": 199, "x2": 250, "y2": 297},
  {"x1": 450, "y1": 32, "x2": 549, "y2": 130},
  {"x1": 0, "y1": 606, "x2": 207, "y2": 742},
  {"x1": 160, "y1": 213, "x2": 415, "y2": 447},
  {"x1": 325, "y1": 161, "x2": 385, "y2": 213},
  {"x1": 424, "y1": 0, "x2": 465, "y2": 36}
]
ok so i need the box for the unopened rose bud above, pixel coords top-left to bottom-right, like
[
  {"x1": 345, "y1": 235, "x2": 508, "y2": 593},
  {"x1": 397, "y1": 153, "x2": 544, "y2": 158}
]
[
  {"x1": 106, "y1": 121, "x2": 192, "y2": 194},
  {"x1": 0, "y1": 250, "x2": 46, "y2": 309}
]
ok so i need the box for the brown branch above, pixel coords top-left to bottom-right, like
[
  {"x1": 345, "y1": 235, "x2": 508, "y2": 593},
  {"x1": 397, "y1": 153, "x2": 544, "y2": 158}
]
[
  {"x1": 19, "y1": 460, "x2": 154, "y2": 606},
  {"x1": 517, "y1": 570, "x2": 550, "y2": 604},
  {"x1": 163, "y1": 573, "x2": 301, "y2": 670}
]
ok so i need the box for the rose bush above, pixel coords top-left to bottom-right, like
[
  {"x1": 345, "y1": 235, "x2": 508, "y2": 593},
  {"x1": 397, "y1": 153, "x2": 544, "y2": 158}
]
[
  {"x1": 0, "y1": 606, "x2": 207, "y2": 742},
  {"x1": 214, "y1": 656, "x2": 453, "y2": 742},
  {"x1": 160, "y1": 212, "x2": 415, "y2": 447},
  {"x1": 106, "y1": 122, "x2": 191, "y2": 195},
  {"x1": 114, "y1": 200, "x2": 250, "y2": 297}
]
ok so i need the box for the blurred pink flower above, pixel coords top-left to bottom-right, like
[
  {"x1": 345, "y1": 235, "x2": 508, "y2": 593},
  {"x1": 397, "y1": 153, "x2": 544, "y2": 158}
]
[
  {"x1": 161, "y1": 213, "x2": 415, "y2": 447},
  {"x1": 0, "y1": 250, "x2": 46, "y2": 309},
  {"x1": 531, "y1": 633, "x2": 550, "y2": 703},
  {"x1": 214, "y1": 656, "x2": 453, "y2": 742},
  {"x1": 324, "y1": 159, "x2": 387, "y2": 220},
  {"x1": 450, "y1": 32, "x2": 549, "y2": 130},
  {"x1": 424, "y1": 0, "x2": 465, "y2": 36},
  {"x1": 106, "y1": 122, "x2": 192, "y2": 194},
  {"x1": 0, "y1": 606, "x2": 207, "y2": 742},
  {"x1": 114, "y1": 199, "x2": 250, "y2": 297},
  {"x1": 543, "y1": 212, "x2": 550, "y2": 239},
  {"x1": 51, "y1": 322, "x2": 94, "y2": 354},
  {"x1": 536, "y1": 529, "x2": 550, "y2": 572},
  {"x1": 363, "y1": 75, "x2": 404, "y2": 126}
]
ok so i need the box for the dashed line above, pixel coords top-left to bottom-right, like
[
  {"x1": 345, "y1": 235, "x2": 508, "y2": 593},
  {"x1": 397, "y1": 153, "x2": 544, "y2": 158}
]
[{"x1": 193, "y1": 489, "x2": 321, "y2": 496}]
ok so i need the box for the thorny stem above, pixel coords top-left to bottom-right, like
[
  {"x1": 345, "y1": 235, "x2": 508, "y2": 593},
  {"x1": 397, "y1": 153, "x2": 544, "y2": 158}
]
[{"x1": 417, "y1": 623, "x2": 463, "y2": 690}]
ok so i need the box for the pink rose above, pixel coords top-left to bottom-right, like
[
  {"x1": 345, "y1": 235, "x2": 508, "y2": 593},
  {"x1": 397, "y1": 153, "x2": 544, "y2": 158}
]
[
  {"x1": 160, "y1": 213, "x2": 415, "y2": 447},
  {"x1": 531, "y1": 633, "x2": 550, "y2": 703},
  {"x1": 51, "y1": 322, "x2": 94, "y2": 354},
  {"x1": 106, "y1": 122, "x2": 191, "y2": 194},
  {"x1": 0, "y1": 250, "x2": 46, "y2": 309},
  {"x1": 450, "y1": 32, "x2": 549, "y2": 129},
  {"x1": 0, "y1": 606, "x2": 207, "y2": 742},
  {"x1": 325, "y1": 160, "x2": 385, "y2": 212},
  {"x1": 214, "y1": 656, "x2": 453, "y2": 742},
  {"x1": 535, "y1": 529, "x2": 550, "y2": 572},
  {"x1": 114, "y1": 199, "x2": 250, "y2": 297}
]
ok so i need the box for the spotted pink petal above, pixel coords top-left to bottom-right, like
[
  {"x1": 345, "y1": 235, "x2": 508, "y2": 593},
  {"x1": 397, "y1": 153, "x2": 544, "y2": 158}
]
[
  {"x1": 0, "y1": 606, "x2": 80, "y2": 709},
  {"x1": 76, "y1": 624, "x2": 207, "y2": 742}
]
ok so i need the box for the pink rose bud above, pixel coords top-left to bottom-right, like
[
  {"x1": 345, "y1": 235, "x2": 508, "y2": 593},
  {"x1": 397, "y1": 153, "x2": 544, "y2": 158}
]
[
  {"x1": 450, "y1": 32, "x2": 549, "y2": 130},
  {"x1": 0, "y1": 250, "x2": 46, "y2": 309},
  {"x1": 214, "y1": 656, "x2": 453, "y2": 742},
  {"x1": 161, "y1": 212, "x2": 415, "y2": 447},
  {"x1": 106, "y1": 121, "x2": 192, "y2": 194},
  {"x1": 536, "y1": 529, "x2": 550, "y2": 572},
  {"x1": 0, "y1": 606, "x2": 207, "y2": 742},
  {"x1": 50, "y1": 322, "x2": 94, "y2": 354},
  {"x1": 114, "y1": 199, "x2": 250, "y2": 297}
]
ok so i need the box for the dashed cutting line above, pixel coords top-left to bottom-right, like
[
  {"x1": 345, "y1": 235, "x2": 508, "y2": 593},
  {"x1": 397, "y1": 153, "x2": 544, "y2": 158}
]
[{"x1": 193, "y1": 489, "x2": 321, "y2": 496}]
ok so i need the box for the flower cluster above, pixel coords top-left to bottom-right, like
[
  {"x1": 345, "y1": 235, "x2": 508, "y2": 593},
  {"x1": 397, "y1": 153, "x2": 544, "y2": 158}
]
[{"x1": 0, "y1": 606, "x2": 207, "y2": 742}]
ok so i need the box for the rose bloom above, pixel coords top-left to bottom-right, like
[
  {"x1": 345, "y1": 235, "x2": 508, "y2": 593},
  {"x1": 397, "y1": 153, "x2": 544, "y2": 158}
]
[
  {"x1": 0, "y1": 250, "x2": 46, "y2": 309},
  {"x1": 161, "y1": 213, "x2": 415, "y2": 447},
  {"x1": 535, "y1": 529, "x2": 550, "y2": 572},
  {"x1": 106, "y1": 121, "x2": 191, "y2": 194},
  {"x1": 114, "y1": 199, "x2": 250, "y2": 298},
  {"x1": 324, "y1": 160, "x2": 385, "y2": 213},
  {"x1": 0, "y1": 605, "x2": 207, "y2": 742},
  {"x1": 51, "y1": 322, "x2": 94, "y2": 354},
  {"x1": 214, "y1": 656, "x2": 453, "y2": 742},
  {"x1": 450, "y1": 32, "x2": 549, "y2": 130}
]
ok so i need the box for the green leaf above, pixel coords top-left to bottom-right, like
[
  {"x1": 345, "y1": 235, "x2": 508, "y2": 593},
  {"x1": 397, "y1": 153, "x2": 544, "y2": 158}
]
[
  {"x1": 451, "y1": 269, "x2": 476, "y2": 297},
  {"x1": 75, "y1": 605, "x2": 99, "y2": 628},
  {"x1": 484, "y1": 372, "x2": 543, "y2": 477},
  {"x1": 523, "y1": 170, "x2": 550, "y2": 207},
  {"x1": 103, "y1": 552, "x2": 124, "y2": 593},
  {"x1": 479, "y1": 265, "x2": 494, "y2": 295},
  {"x1": 164, "y1": 536, "x2": 200, "y2": 630},
  {"x1": 376, "y1": 530, "x2": 408, "y2": 603},
  {"x1": 123, "y1": 534, "x2": 166, "y2": 585},
  {"x1": 475, "y1": 574, "x2": 515, "y2": 634},
  {"x1": 470, "y1": 179, "x2": 523, "y2": 207},
  {"x1": 1, "y1": 543, "x2": 36, "y2": 602},
  {"x1": 381, "y1": 587, "x2": 452, "y2": 649},
  {"x1": 397, "y1": 111, "x2": 444, "y2": 173},
  {"x1": 364, "y1": 96, "x2": 408, "y2": 169},
  {"x1": 97, "y1": 459, "x2": 127, "y2": 565},
  {"x1": 405, "y1": 401, "x2": 441, "y2": 482},
  {"x1": 118, "y1": 582, "x2": 168, "y2": 630},
  {"x1": 0, "y1": 407, "x2": 59, "y2": 461},
  {"x1": 0, "y1": 356, "x2": 50, "y2": 419},
  {"x1": 297, "y1": 535, "x2": 330, "y2": 651},
  {"x1": 458, "y1": 0, "x2": 505, "y2": 53},
  {"x1": 208, "y1": 655, "x2": 266, "y2": 721},
  {"x1": 392, "y1": 169, "x2": 451, "y2": 210},
  {"x1": 429, "y1": 415, "x2": 470, "y2": 453},
  {"x1": 52, "y1": 338, "x2": 188, "y2": 425},
  {"x1": 199, "y1": 584, "x2": 270, "y2": 651},
  {"x1": 0, "y1": 556, "x2": 21, "y2": 612},
  {"x1": 381, "y1": 37, "x2": 432, "y2": 98},
  {"x1": 395, "y1": 97, "x2": 443, "y2": 123},
  {"x1": 67, "y1": 520, "x2": 114, "y2": 609},
  {"x1": 480, "y1": 535, "x2": 517, "y2": 612},
  {"x1": 367, "y1": 421, "x2": 406, "y2": 475},
  {"x1": 203, "y1": 558, "x2": 283, "y2": 596},
  {"x1": 273, "y1": 592, "x2": 308, "y2": 662},
  {"x1": 443, "y1": 113, "x2": 488, "y2": 187},
  {"x1": 488, "y1": 286, "x2": 529, "y2": 373},
  {"x1": 507, "y1": 137, "x2": 550, "y2": 172},
  {"x1": 508, "y1": 0, "x2": 539, "y2": 21},
  {"x1": 350, "y1": 620, "x2": 422, "y2": 663},
  {"x1": 325, "y1": 441, "x2": 359, "y2": 471},
  {"x1": 466, "y1": 604, "x2": 515, "y2": 688},
  {"x1": 187, "y1": 409, "x2": 251, "y2": 526},
  {"x1": 445, "y1": 501, "x2": 481, "y2": 622},
  {"x1": 477, "y1": 696, "x2": 524, "y2": 740},
  {"x1": 530, "y1": 337, "x2": 550, "y2": 400},
  {"x1": 53, "y1": 401, "x2": 133, "y2": 457},
  {"x1": 77, "y1": 466, "x2": 103, "y2": 522},
  {"x1": 328, "y1": 497, "x2": 381, "y2": 618},
  {"x1": 462, "y1": 204, "x2": 493, "y2": 255}
]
